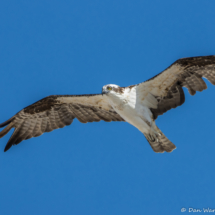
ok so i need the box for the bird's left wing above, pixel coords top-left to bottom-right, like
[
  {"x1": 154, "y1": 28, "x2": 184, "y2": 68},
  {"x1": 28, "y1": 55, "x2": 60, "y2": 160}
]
[
  {"x1": 135, "y1": 55, "x2": 215, "y2": 119},
  {"x1": 0, "y1": 94, "x2": 124, "y2": 151}
]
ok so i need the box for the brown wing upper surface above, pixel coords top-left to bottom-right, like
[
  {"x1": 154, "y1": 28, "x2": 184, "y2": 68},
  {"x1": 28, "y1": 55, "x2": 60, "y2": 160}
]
[
  {"x1": 136, "y1": 55, "x2": 215, "y2": 119},
  {"x1": 0, "y1": 94, "x2": 124, "y2": 152}
]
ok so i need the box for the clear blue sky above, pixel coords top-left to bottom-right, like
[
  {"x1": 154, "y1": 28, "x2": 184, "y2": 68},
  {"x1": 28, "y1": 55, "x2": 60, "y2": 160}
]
[{"x1": 0, "y1": 1, "x2": 215, "y2": 215}]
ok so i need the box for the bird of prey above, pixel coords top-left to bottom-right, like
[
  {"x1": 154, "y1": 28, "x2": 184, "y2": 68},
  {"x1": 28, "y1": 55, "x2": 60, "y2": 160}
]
[{"x1": 1, "y1": 55, "x2": 215, "y2": 153}]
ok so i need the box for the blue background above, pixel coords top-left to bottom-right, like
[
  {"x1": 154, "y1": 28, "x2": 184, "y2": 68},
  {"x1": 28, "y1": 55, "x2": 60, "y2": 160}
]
[{"x1": 0, "y1": 1, "x2": 215, "y2": 214}]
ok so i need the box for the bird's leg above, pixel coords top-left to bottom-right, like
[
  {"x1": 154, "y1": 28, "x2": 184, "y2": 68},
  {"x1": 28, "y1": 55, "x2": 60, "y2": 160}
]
[
  {"x1": 149, "y1": 121, "x2": 161, "y2": 142},
  {"x1": 140, "y1": 116, "x2": 161, "y2": 142}
]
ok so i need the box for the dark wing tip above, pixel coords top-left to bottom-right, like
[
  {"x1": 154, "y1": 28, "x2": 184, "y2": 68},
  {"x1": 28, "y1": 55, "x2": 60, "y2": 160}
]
[
  {"x1": 0, "y1": 117, "x2": 15, "y2": 152},
  {"x1": 176, "y1": 55, "x2": 215, "y2": 67},
  {"x1": 0, "y1": 117, "x2": 14, "y2": 128},
  {"x1": 4, "y1": 143, "x2": 12, "y2": 152}
]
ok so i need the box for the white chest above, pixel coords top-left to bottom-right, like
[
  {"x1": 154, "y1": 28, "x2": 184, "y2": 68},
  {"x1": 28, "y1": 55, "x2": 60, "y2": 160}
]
[{"x1": 106, "y1": 88, "x2": 152, "y2": 125}]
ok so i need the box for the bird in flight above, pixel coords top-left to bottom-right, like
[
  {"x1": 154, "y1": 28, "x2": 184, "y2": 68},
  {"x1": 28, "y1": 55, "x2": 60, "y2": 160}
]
[{"x1": 1, "y1": 55, "x2": 215, "y2": 153}]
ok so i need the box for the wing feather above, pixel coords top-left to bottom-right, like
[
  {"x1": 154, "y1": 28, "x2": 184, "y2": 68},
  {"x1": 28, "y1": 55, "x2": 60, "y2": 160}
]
[
  {"x1": 0, "y1": 94, "x2": 124, "y2": 151},
  {"x1": 54, "y1": 110, "x2": 65, "y2": 128},
  {"x1": 41, "y1": 117, "x2": 48, "y2": 133},
  {"x1": 136, "y1": 55, "x2": 215, "y2": 119}
]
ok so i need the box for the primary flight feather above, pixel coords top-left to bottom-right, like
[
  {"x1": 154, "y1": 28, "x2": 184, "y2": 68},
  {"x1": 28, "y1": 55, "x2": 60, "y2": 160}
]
[{"x1": 1, "y1": 55, "x2": 215, "y2": 153}]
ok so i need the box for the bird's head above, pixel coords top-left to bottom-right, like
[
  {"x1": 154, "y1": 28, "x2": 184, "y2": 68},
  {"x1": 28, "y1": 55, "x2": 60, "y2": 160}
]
[{"x1": 102, "y1": 84, "x2": 124, "y2": 96}]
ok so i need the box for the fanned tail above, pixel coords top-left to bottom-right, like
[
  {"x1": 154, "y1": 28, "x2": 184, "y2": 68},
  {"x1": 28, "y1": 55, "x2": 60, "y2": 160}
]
[{"x1": 144, "y1": 127, "x2": 176, "y2": 153}]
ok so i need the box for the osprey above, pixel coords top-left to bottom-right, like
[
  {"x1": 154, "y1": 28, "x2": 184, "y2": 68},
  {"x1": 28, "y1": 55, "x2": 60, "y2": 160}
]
[{"x1": 1, "y1": 55, "x2": 215, "y2": 153}]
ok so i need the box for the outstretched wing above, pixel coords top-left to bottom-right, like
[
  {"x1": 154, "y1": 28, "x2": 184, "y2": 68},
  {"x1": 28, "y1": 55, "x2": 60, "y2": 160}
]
[
  {"x1": 135, "y1": 55, "x2": 215, "y2": 119},
  {"x1": 0, "y1": 94, "x2": 124, "y2": 151}
]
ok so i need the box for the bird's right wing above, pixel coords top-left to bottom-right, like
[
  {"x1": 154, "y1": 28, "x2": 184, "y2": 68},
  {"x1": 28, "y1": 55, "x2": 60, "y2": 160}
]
[
  {"x1": 0, "y1": 94, "x2": 124, "y2": 152},
  {"x1": 135, "y1": 55, "x2": 215, "y2": 119}
]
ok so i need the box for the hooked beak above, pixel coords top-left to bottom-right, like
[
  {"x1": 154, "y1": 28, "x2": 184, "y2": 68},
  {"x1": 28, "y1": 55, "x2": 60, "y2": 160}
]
[{"x1": 102, "y1": 89, "x2": 108, "y2": 96}]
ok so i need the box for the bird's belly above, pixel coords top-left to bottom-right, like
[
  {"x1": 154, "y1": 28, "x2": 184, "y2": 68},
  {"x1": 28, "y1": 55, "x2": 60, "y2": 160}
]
[{"x1": 113, "y1": 103, "x2": 152, "y2": 133}]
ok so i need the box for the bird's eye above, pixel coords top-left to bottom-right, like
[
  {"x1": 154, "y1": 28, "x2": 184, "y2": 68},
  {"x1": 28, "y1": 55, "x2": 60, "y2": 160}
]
[{"x1": 107, "y1": 86, "x2": 112, "y2": 90}]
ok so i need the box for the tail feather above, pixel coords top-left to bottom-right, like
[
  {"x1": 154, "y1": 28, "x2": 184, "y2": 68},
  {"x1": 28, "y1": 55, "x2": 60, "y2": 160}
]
[{"x1": 144, "y1": 127, "x2": 176, "y2": 153}]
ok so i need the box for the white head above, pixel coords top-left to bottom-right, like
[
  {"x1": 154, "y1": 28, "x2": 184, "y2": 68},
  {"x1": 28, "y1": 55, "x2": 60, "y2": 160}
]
[{"x1": 102, "y1": 84, "x2": 123, "y2": 96}]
